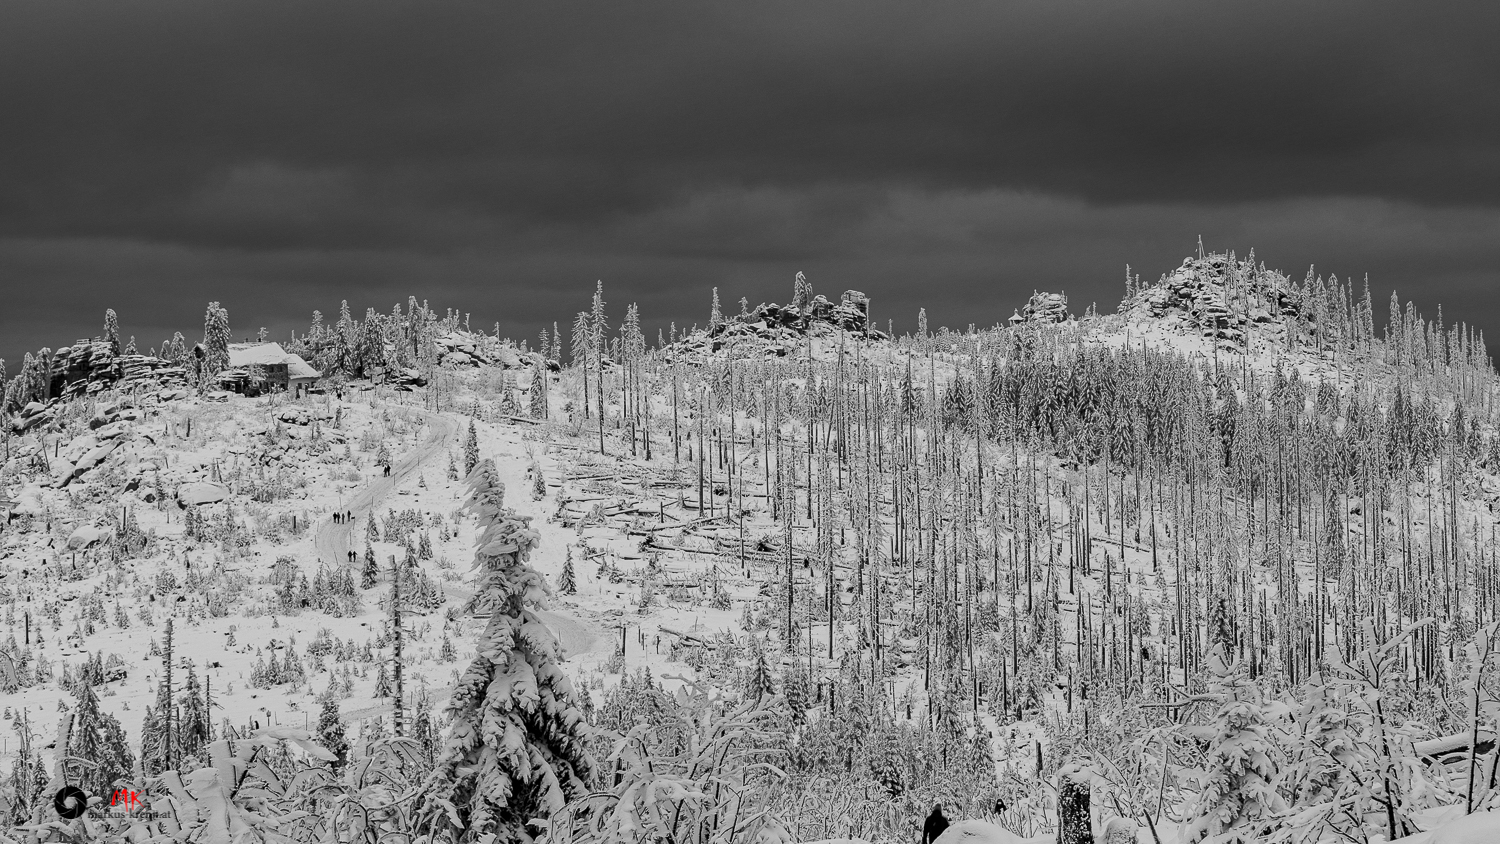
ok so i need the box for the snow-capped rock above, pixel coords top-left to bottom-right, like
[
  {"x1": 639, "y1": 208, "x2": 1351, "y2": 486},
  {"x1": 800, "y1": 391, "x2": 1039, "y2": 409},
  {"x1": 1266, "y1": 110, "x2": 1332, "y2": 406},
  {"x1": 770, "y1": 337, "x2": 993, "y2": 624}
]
[
  {"x1": 177, "y1": 481, "x2": 231, "y2": 506},
  {"x1": 276, "y1": 407, "x2": 312, "y2": 425},
  {"x1": 66, "y1": 524, "x2": 114, "y2": 550}
]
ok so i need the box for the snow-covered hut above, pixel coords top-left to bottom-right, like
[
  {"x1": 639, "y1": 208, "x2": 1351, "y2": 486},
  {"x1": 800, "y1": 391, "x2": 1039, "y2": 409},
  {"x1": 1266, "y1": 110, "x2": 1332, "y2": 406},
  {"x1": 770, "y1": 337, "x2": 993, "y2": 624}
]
[{"x1": 225, "y1": 343, "x2": 321, "y2": 395}]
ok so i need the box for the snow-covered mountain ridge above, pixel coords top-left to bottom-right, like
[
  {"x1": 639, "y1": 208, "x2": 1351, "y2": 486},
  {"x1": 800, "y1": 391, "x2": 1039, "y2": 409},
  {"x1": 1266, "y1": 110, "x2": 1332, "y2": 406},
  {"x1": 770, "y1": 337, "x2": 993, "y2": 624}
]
[{"x1": 2, "y1": 249, "x2": 1500, "y2": 842}]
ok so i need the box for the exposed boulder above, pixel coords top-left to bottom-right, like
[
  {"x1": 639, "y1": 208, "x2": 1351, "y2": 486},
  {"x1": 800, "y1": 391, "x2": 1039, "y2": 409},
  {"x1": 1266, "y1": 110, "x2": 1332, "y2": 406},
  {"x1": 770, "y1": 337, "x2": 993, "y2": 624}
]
[
  {"x1": 66, "y1": 525, "x2": 114, "y2": 550},
  {"x1": 12, "y1": 485, "x2": 47, "y2": 516},
  {"x1": 67, "y1": 439, "x2": 122, "y2": 482},
  {"x1": 11, "y1": 402, "x2": 54, "y2": 433},
  {"x1": 391, "y1": 367, "x2": 429, "y2": 390},
  {"x1": 177, "y1": 481, "x2": 231, "y2": 506},
  {"x1": 275, "y1": 407, "x2": 312, "y2": 426}
]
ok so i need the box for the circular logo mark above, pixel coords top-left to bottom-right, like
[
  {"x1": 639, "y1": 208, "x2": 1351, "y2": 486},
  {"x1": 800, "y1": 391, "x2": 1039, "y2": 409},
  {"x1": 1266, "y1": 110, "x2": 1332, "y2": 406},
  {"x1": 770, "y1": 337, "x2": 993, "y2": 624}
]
[{"x1": 54, "y1": 786, "x2": 86, "y2": 819}]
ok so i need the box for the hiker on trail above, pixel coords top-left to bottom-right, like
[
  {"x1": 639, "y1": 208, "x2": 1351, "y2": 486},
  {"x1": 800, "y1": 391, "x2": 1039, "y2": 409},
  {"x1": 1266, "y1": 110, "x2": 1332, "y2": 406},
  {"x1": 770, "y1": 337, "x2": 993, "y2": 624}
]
[{"x1": 923, "y1": 804, "x2": 948, "y2": 843}]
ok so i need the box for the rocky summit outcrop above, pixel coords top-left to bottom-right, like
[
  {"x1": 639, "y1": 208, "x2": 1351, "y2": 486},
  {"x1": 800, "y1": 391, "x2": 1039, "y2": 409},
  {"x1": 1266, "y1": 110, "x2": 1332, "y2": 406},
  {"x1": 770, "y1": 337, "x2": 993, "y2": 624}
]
[
  {"x1": 7, "y1": 341, "x2": 190, "y2": 429},
  {"x1": 1122, "y1": 252, "x2": 1308, "y2": 348},
  {"x1": 723, "y1": 289, "x2": 882, "y2": 339},
  {"x1": 677, "y1": 286, "x2": 887, "y2": 359},
  {"x1": 433, "y1": 330, "x2": 538, "y2": 370},
  {"x1": 664, "y1": 277, "x2": 889, "y2": 362},
  {"x1": 1009, "y1": 291, "x2": 1071, "y2": 325},
  {"x1": 52, "y1": 341, "x2": 191, "y2": 400}
]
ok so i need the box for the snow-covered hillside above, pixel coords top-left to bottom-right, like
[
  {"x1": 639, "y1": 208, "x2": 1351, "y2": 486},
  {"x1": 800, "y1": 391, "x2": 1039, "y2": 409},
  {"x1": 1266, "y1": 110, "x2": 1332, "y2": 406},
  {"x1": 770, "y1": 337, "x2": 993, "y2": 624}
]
[{"x1": 3, "y1": 255, "x2": 1500, "y2": 842}]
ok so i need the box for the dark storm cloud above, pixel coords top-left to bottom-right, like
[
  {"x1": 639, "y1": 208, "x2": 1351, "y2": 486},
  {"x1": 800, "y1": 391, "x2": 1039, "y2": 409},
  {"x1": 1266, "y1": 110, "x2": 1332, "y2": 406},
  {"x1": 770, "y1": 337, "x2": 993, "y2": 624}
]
[
  {"x1": 6, "y1": 0, "x2": 1500, "y2": 244},
  {"x1": 2, "y1": 1, "x2": 1499, "y2": 366}
]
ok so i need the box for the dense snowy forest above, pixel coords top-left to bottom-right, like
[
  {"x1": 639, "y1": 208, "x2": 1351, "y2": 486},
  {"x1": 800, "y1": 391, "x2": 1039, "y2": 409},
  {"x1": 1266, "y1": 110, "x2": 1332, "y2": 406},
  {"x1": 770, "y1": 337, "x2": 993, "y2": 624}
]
[{"x1": 2, "y1": 249, "x2": 1500, "y2": 843}]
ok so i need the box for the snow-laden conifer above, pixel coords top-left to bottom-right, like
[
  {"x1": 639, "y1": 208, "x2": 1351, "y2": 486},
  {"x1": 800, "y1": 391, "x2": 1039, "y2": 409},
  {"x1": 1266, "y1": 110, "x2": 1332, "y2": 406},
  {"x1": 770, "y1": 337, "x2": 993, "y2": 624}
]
[
  {"x1": 463, "y1": 420, "x2": 480, "y2": 477},
  {"x1": 558, "y1": 547, "x2": 577, "y2": 595},
  {"x1": 202, "y1": 301, "x2": 230, "y2": 385},
  {"x1": 421, "y1": 459, "x2": 595, "y2": 841},
  {"x1": 528, "y1": 361, "x2": 548, "y2": 420},
  {"x1": 103, "y1": 308, "x2": 121, "y2": 356},
  {"x1": 67, "y1": 680, "x2": 134, "y2": 797},
  {"x1": 1182, "y1": 646, "x2": 1286, "y2": 843}
]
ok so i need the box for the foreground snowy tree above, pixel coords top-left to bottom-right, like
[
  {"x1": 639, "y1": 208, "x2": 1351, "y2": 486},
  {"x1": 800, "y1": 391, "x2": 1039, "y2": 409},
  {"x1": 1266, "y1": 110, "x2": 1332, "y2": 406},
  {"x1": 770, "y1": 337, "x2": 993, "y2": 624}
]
[
  {"x1": 67, "y1": 681, "x2": 134, "y2": 799},
  {"x1": 420, "y1": 459, "x2": 595, "y2": 842},
  {"x1": 1182, "y1": 646, "x2": 1286, "y2": 844}
]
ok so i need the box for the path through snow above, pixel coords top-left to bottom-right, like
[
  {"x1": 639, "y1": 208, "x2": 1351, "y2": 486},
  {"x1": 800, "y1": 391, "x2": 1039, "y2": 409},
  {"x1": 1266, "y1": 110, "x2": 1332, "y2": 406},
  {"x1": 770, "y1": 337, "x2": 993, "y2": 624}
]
[{"x1": 309, "y1": 403, "x2": 604, "y2": 724}]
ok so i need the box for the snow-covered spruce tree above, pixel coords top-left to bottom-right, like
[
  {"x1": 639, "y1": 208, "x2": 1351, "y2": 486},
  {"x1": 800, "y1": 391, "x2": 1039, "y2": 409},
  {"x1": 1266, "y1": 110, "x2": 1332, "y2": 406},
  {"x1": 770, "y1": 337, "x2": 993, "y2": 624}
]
[
  {"x1": 1182, "y1": 646, "x2": 1286, "y2": 844},
  {"x1": 528, "y1": 362, "x2": 548, "y2": 420},
  {"x1": 709, "y1": 287, "x2": 724, "y2": 332},
  {"x1": 792, "y1": 270, "x2": 811, "y2": 312},
  {"x1": 202, "y1": 301, "x2": 230, "y2": 386},
  {"x1": 178, "y1": 662, "x2": 210, "y2": 761},
  {"x1": 744, "y1": 636, "x2": 773, "y2": 701},
  {"x1": 571, "y1": 311, "x2": 591, "y2": 421},
  {"x1": 463, "y1": 420, "x2": 480, "y2": 477},
  {"x1": 362, "y1": 541, "x2": 380, "y2": 589},
  {"x1": 317, "y1": 697, "x2": 350, "y2": 771},
  {"x1": 140, "y1": 696, "x2": 171, "y2": 775},
  {"x1": 420, "y1": 459, "x2": 595, "y2": 842},
  {"x1": 374, "y1": 662, "x2": 392, "y2": 698},
  {"x1": 529, "y1": 463, "x2": 547, "y2": 501},
  {"x1": 103, "y1": 308, "x2": 121, "y2": 356},
  {"x1": 67, "y1": 680, "x2": 134, "y2": 798},
  {"x1": 558, "y1": 547, "x2": 576, "y2": 595}
]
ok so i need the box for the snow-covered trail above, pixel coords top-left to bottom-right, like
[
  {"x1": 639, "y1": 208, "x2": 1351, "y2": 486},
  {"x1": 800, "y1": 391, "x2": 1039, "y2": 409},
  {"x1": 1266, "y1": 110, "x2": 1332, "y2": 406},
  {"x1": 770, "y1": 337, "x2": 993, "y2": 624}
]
[
  {"x1": 313, "y1": 405, "x2": 460, "y2": 570},
  {"x1": 440, "y1": 580, "x2": 601, "y2": 663},
  {"x1": 305, "y1": 400, "x2": 603, "y2": 725}
]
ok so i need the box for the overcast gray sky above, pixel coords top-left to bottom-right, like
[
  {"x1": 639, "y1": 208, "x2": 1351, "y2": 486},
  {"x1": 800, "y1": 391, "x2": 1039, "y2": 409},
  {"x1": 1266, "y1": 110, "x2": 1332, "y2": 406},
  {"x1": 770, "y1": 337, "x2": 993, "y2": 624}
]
[{"x1": 3, "y1": 1, "x2": 1499, "y2": 367}]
